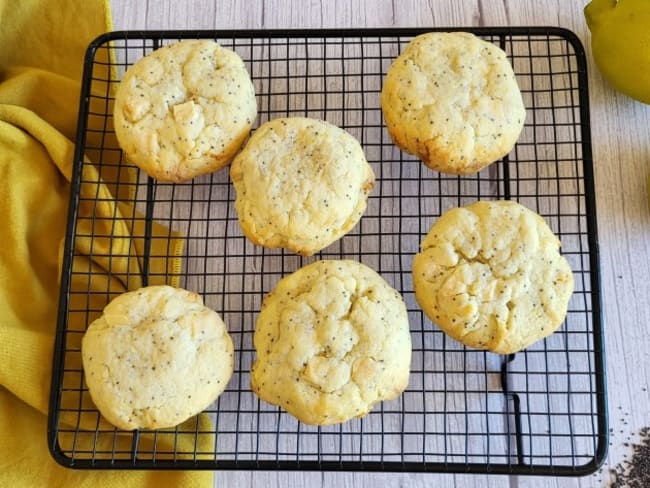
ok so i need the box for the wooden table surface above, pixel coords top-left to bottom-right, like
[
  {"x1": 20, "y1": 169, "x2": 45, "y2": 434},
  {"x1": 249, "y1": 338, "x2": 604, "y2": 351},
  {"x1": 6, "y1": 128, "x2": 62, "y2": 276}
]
[{"x1": 109, "y1": 1, "x2": 650, "y2": 487}]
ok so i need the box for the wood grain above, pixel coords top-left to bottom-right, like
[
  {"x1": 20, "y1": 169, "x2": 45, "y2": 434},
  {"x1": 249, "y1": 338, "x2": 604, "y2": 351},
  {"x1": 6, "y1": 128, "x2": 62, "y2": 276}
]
[{"x1": 108, "y1": 1, "x2": 650, "y2": 487}]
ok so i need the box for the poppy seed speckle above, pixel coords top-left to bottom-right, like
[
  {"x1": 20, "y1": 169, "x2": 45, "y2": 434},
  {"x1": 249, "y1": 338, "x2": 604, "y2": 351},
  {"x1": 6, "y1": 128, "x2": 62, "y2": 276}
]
[{"x1": 609, "y1": 426, "x2": 650, "y2": 488}]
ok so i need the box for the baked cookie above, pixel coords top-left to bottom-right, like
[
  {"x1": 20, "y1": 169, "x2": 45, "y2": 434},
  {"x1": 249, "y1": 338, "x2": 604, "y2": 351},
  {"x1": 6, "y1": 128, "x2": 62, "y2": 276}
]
[
  {"x1": 230, "y1": 117, "x2": 374, "y2": 256},
  {"x1": 381, "y1": 32, "x2": 526, "y2": 174},
  {"x1": 251, "y1": 260, "x2": 411, "y2": 425},
  {"x1": 412, "y1": 201, "x2": 574, "y2": 354},
  {"x1": 114, "y1": 39, "x2": 257, "y2": 182},
  {"x1": 81, "y1": 285, "x2": 234, "y2": 430}
]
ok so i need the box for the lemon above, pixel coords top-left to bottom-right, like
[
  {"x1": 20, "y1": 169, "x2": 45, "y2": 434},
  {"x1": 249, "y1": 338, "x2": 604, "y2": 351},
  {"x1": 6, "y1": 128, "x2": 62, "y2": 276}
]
[{"x1": 585, "y1": 0, "x2": 650, "y2": 104}]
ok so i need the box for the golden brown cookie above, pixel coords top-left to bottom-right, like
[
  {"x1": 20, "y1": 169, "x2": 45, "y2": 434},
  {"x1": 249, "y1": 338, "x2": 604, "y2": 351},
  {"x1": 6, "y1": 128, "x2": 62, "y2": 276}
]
[
  {"x1": 114, "y1": 40, "x2": 257, "y2": 182},
  {"x1": 251, "y1": 260, "x2": 411, "y2": 425},
  {"x1": 81, "y1": 285, "x2": 234, "y2": 430},
  {"x1": 381, "y1": 32, "x2": 526, "y2": 174},
  {"x1": 412, "y1": 201, "x2": 574, "y2": 354},
  {"x1": 230, "y1": 117, "x2": 374, "y2": 256}
]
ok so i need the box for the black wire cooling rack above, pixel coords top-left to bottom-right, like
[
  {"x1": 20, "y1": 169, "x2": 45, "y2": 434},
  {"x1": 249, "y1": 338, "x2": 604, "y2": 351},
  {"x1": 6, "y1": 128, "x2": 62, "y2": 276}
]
[{"x1": 48, "y1": 27, "x2": 607, "y2": 474}]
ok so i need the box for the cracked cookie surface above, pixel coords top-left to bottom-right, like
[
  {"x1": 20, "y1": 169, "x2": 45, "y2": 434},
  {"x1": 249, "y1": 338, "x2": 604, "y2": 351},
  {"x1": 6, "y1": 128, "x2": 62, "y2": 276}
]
[
  {"x1": 412, "y1": 201, "x2": 574, "y2": 354},
  {"x1": 81, "y1": 285, "x2": 234, "y2": 430},
  {"x1": 381, "y1": 32, "x2": 526, "y2": 175},
  {"x1": 114, "y1": 39, "x2": 257, "y2": 182},
  {"x1": 251, "y1": 260, "x2": 411, "y2": 425},
  {"x1": 231, "y1": 117, "x2": 374, "y2": 256}
]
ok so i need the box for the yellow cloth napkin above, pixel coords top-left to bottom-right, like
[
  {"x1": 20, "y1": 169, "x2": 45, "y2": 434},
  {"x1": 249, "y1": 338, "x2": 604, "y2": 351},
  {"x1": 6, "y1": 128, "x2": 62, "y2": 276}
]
[{"x1": 0, "y1": 1, "x2": 214, "y2": 486}]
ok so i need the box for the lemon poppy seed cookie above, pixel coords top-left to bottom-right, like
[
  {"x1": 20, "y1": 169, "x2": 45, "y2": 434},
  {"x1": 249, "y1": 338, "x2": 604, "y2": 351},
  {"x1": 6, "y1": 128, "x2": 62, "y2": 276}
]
[
  {"x1": 230, "y1": 118, "x2": 375, "y2": 256},
  {"x1": 412, "y1": 201, "x2": 574, "y2": 354},
  {"x1": 251, "y1": 260, "x2": 411, "y2": 425},
  {"x1": 381, "y1": 32, "x2": 526, "y2": 174},
  {"x1": 114, "y1": 39, "x2": 257, "y2": 182},
  {"x1": 81, "y1": 285, "x2": 234, "y2": 430}
]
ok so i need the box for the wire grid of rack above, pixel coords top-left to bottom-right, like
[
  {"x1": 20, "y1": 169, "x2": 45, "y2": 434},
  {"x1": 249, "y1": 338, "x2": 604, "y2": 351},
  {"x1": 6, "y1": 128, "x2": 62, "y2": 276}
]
[{"x1": 48, "y1": 27, "x2": 606, "y2": 474}]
